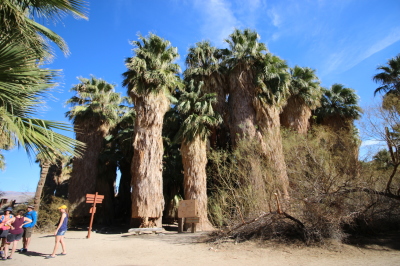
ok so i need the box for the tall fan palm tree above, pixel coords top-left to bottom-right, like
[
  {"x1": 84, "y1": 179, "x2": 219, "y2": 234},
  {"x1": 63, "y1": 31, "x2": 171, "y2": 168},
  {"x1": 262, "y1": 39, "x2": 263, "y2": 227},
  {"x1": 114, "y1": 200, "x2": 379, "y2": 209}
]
[
  {"x1": 314, "y1": 84, "x2": 361, "y2": 131},
  {"x1": 0, "y1": 34, "x2": 85, "y2": 164},
  {"x1": 373, "y1": 54, "x2": 400, "y2": 96},
  {"x1": 0, "y1": 0, "x2": 88, "y2": 60},
  {"x1": 66, "y1": 76, "x2": 123, "y2": 219},
  {"x1": 280, "y1": 66, "x2": 321, "y2": 134},
  {"x1": 184, "y1": 41, "x2": 229, "y2": 148},
  {"x1": 175, "y1": 80, "x2": 222, "y2": 231},
  {"x1": 224, "y1": 29, "x2": 291, "y2": 198},
  {"x1": 123, "y1": 33, "x2": 182, "y2": 227}
]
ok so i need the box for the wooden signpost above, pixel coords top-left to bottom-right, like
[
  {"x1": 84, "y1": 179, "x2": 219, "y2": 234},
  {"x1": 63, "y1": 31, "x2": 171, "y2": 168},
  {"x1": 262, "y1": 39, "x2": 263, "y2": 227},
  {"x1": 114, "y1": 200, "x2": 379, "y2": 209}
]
[
  {"x1": 177, "y1": 199, "x2": 199, "y2": 233},
  {"x1": 86, "y1": 192, "x2": 104, "y2": 239}
]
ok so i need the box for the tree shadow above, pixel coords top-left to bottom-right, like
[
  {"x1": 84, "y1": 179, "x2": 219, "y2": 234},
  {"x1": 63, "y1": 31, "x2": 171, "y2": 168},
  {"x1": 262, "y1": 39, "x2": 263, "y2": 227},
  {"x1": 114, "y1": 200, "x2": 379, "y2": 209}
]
[{"x1": 347, "y1": 230, "x2": 400, "y2": 251}]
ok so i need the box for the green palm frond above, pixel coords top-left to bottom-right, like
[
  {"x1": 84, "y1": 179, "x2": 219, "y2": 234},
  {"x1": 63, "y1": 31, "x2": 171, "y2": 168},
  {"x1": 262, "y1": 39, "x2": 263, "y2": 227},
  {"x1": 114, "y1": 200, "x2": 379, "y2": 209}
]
[
  {"x1": 0, "y1": 34, "x2": 85, "y2": 162},
  {"x1": 66, "y1": 76, "x2": 125, "y2": 129},
  {"x1": 224, "y1": 28, "x2": 268, "y2": 70},
  {"x1": 175, "y1": 80, "x2": 222, "y2": 144},
  {"x1": 289, "y1": 66, "x2": 322, "y2": 109},
  {"x1": 123, "y1": 33, "x2": 182, "y2": 97},
  {"x1": 256, "y1": 53, "x2": 290, "y2": 106},
  {"x1": 0, "y1": 0, "x2": 88, "y2": 59},
  {"x1": 184, "y1": 40, "x2": 223, "y2": 79},
  {"x1": 373, "y1": 54, "x2": 400, "y2": 96},
  {"x1": 315, "y1": 83, "x2": 362, "y2": 121}
]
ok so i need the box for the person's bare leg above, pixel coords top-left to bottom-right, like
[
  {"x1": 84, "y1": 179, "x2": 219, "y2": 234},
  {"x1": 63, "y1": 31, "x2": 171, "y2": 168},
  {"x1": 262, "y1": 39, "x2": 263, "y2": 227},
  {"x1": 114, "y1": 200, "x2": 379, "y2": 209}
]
[
  {"x1": 50, "y1": 236, "x2": 60, "y2": 257},
  {"x1": 3, "y1": 243, "x2": 9, "y2": 258},
  {"x1": 59, "y1": 236, "x2": 66, "y2": 254},
  {"x1": 24, "y1": 237, "x2": 31, "y2": 250},
  {"x1": 8, "y1": 240, "x2": 17, "y2": 258}
]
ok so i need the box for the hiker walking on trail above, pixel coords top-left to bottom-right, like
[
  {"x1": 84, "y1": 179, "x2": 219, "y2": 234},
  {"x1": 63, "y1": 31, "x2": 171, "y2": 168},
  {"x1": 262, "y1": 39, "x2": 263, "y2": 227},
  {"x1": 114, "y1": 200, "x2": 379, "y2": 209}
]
[
  {"x1": 3, "y1": 210, "x2": 32, "y2": 260},
  {"x1": 45, "y1": 205, "x2": 68, "y2": 259},
  {"x1": 21, "y1": 205, "x2": 37, "y2": 253}
]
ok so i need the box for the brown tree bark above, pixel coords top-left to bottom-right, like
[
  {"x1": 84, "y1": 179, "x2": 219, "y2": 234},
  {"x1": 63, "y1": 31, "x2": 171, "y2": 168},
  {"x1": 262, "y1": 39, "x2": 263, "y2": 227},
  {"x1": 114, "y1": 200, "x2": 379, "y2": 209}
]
[
  {"x1": 130, "y1": 92, "x2": 169, "y2": 228},
  {"x1": 228, "y1": 66, "x2": 290, "y2": 199},
  {"x1": 68, "y1": 120, "x2": 109, "y2": 220},
  {"x1": 181, "y1": 135, "x2": 214, "y2": 231},
  {"x1": 34, "y1": 162, "x2": 50, "y2": 211},
  {"x1": 256, "y1": 102, "x2": 290, "y2": 198},
  {"x1": 280, "y1": 96, "x2": 312, "y2": 134}
]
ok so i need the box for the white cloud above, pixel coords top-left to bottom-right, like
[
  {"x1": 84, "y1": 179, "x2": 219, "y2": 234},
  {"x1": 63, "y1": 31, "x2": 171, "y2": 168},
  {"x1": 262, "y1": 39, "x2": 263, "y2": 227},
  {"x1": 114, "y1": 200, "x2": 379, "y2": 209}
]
[
  {"x1": 267, "y1": 8, "x2": 281, "y2": 28},
  {"x1": 361, "y1": 139, "x2": 385, "y2": 147},
  {"x1": 361, "y1": 27, "x2": 400, "y2": 63},
  {"x1": 193, "y1": 0, "x2": 239, "y2": 45}
]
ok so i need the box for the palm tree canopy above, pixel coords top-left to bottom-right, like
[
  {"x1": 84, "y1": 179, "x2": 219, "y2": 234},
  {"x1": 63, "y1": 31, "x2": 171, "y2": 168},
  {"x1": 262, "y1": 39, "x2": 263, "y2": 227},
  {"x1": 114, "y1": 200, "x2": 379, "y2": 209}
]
[
  {"x1": 66, "y1": 76, "x2": 126, "y2": 128},
  {"x1": 175, "y1": 81, "x2": 222, "y2": 144},
  {"x1": 373, "y1": 54, "x2": 400, "y2": 96},
  {"x1": 223, "y1": 28, "x2": 268, "y2": 70},
  {"x1": 0, "y1": 0, "x2": 88, "y2": 60},
  {"x1": 288, "y1": 66, "x2": 322, "y2": 109},
  {"x1": 256, "y1": 53, "x2": 291, "y2": 107},
  {"x1": 184, "y1": 41, "x2": 225, "y2": 79},
  {"x1": 315, "y1": 83, "x2": 362, "y2": 121},
  {"x1": 122, "y1": 33, "x2": 182, "y2": 99},
  {"x1": 0, "y1": 34, "x2": 85, "y2": 162},
  {"x1": 223, "y1": 29, "x2": 290, "y2": 107}
]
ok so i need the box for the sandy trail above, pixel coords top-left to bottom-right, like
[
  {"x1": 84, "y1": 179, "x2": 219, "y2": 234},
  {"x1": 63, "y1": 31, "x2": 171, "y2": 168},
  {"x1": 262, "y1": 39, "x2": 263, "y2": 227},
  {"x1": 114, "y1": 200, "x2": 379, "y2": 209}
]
[{"x1": 1, "y1": 230, "x2": 399, "y2": 265}]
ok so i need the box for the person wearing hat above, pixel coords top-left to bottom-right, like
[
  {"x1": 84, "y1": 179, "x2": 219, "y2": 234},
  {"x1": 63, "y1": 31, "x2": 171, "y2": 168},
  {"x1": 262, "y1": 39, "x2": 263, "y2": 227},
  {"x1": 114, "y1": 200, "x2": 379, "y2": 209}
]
[
  {"x1": 0, "y1": 207, "x2": 13, "y2": 258},
  {"x1": 45, "y1": 205, "x2": 68, "y2": 259},
  {"x1": 20, "y1": 205, "x2": 37, "y2": 253}
]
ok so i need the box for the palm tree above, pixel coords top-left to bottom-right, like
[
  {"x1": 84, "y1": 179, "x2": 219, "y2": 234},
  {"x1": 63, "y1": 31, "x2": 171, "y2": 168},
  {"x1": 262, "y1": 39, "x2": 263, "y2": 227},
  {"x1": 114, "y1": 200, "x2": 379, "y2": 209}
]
[
  {"x1": 314, "y1": 84, "x2": 361, "y2": 131},
  {"x1": 280, "y1": 66, "x2": 321, "y2": 134},
  {"x1": 373, "y1": 54, "x2": 400, "y2": 96},
  {"x1": 0, "y1": 34, "x2": 85, "y2": 163},
  {"x1": 123, "y1": 33, "x2": 182, "y2": 227},
  {"x1": 223, "y1": 29, "x2": 291, "y2": 198},
  {"x1": 0, "y1": 0, "x2": 88, "y2": 60},
  {"x1": 34, "y1": 150, "x2": 60, "y2": 211},
  {"x1": 175, "y1": 80, "x2": 222, "y2": 231},
  {"x1": 184, "y1": 41, "x2": 229, "y2": 148},
  {"x1": 66, "y1": 76, "x2": 123, "y2": 219}
]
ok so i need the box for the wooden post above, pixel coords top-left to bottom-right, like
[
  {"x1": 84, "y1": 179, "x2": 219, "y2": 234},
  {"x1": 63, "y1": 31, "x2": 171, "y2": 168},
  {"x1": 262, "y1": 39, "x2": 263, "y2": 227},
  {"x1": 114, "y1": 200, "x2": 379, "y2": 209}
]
[
  {"x1": 178, "y1": 218, "x2": 183, "y2": 233},
  {"x1": 86, "y1": 192, "x2": 104, "y2": 239}
]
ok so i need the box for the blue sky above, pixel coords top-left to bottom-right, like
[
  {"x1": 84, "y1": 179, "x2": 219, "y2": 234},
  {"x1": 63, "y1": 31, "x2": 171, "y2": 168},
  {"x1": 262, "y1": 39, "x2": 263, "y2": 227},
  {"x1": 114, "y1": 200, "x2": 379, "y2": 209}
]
[{"x1": 1, "y1": 0, "x2": 400, "y2": 192}]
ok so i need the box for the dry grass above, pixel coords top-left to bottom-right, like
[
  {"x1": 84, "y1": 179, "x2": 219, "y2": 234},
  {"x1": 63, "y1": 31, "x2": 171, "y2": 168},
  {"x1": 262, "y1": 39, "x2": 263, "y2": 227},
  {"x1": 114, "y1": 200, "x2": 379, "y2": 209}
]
[{"x1": 207, "y1": 127, "x2": 400, "y2": 245}]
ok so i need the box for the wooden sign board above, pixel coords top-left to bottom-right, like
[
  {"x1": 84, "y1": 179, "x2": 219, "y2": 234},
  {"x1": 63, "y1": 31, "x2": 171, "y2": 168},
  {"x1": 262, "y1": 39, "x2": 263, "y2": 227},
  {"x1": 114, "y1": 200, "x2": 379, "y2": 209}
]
[
  {"x1": 86, "y1": 199, "x2": 103, "y2": 204},
  {"x1": 86, "y1": 194, "x2": 104, "y2": 199},
  {"x1": 185, "y1": 217, "x2": 199, "y2": 223},
  {"x1": 178, "y1": 200, "x2": 197, "y2": 218}
]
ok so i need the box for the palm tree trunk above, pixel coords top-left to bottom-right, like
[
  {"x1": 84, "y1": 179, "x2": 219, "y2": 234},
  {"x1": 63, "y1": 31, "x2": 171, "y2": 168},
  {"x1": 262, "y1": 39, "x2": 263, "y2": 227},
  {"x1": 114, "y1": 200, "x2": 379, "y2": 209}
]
[
  {"x1": 256, "y1": 102, "x2": 290, "y2": 198},
  {"x1": 280, "y1": 96, "x2": 311, "y2": 134},
  {"x1": 130, "y1": 92, "x2": 169, "y2": 228},
  {"x1": 228, "y1": 66, "x2": 290, "y2": 199},
  {"x1": 34, "y1": 162, "x2": 50, "y2": 211},
  {"x1": 68, "y1": 121, "x2": 109, "y2": 220},
  {"x1": 228, "y1": 68, "x2": 259, "y2": 145},
  {"x1": 181, "y1": 135, "x2": 214, "y2": 231}
]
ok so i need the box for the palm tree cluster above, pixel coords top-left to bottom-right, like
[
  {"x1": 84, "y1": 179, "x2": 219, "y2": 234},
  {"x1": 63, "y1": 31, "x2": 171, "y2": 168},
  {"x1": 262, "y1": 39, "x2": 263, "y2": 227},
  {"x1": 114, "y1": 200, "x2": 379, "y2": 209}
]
[
  {"x1": 1, "y1": 1, "x2": 368, "y2": 230},
  {"x1": 105, "y1": 29, "x2": 361, "y2": 229}
]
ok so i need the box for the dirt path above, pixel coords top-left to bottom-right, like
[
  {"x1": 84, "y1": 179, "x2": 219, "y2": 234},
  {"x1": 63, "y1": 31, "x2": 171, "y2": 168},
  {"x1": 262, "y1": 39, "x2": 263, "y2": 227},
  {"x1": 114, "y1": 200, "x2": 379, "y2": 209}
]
[{"x1": 2, "y1": 230, "x2": 400, "y2": 265}]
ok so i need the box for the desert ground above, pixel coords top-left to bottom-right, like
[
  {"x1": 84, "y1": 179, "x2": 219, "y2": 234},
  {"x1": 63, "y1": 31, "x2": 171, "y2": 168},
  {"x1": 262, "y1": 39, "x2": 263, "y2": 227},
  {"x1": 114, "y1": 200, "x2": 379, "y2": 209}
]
[{"x1": 1, "y1": 229, "x2": 400, "y2": 266}]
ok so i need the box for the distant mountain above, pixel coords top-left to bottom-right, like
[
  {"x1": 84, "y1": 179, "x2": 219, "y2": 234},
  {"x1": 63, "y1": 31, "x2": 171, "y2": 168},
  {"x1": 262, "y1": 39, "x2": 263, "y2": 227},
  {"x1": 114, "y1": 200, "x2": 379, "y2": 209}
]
[{"x1": 1, "y1": 191, "x2": 34, "y2": 203}]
